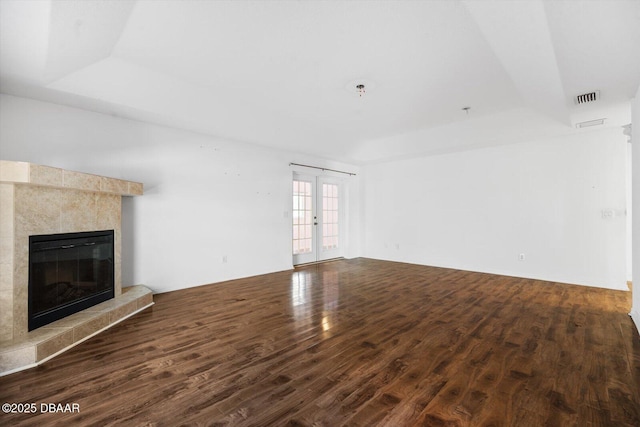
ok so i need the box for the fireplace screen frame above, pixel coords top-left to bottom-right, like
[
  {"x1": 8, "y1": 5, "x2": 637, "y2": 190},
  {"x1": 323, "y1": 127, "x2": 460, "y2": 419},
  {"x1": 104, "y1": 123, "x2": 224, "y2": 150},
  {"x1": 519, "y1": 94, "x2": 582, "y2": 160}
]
[{"x1": 28, "y1": 229, "x2": 115, "y2": 331}]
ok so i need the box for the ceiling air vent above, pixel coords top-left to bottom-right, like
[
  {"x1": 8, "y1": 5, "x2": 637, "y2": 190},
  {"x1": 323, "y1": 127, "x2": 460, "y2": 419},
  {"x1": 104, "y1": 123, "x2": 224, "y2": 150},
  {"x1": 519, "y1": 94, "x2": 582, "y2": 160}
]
[
  {"x1": 575, "y1": 90, "x2": 600, "y2": 105},
  {"x1": 576, "y1": 118, "x2": 606, "y2": 129}
]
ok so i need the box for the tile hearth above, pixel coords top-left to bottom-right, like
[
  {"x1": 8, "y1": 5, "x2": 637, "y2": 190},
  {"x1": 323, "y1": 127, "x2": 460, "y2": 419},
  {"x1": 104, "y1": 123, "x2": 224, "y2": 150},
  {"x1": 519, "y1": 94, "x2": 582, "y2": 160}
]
[{"x1": 0, "y1": 285, "x2": 153, "y2": 375}]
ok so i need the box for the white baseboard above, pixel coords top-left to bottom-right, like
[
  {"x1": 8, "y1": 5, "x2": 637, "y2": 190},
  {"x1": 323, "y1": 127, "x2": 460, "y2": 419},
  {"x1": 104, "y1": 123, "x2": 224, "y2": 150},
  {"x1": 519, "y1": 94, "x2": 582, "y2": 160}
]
[{"x1": 630, "y1": 308, "x2": 640, "y2": 336}]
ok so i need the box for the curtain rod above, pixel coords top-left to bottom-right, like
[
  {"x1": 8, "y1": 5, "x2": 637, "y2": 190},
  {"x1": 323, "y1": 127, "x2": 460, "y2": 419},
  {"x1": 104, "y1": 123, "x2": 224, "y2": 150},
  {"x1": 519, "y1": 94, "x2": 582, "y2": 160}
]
[{"x1": 289, "y1": 162, "x2": 356, "y2": 176}]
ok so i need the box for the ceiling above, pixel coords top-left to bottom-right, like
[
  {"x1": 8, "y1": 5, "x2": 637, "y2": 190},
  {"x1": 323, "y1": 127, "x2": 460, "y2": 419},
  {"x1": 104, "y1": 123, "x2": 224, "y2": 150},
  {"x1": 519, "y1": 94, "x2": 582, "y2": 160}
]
[{"x1": 1, "y1": 0, "x2": 639, "y2": 164}]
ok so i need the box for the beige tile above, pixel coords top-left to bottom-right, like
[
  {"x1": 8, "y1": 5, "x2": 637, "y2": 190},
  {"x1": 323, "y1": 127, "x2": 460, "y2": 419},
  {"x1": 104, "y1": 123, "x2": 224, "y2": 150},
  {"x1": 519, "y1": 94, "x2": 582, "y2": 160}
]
[
  {"x1": 13, "y1": 263, "x2": 28, "y2": 338},
  {"x1": 0, "y1": 345, "x2": 35, "y2": 373},
  {"x1": 84, "y1": 299, "x2": 117, "y2": 313},
  {"x1": 12, "y1": 321, "x2": 27, "y2": 341},
  {"x1": 0, "y1": 330, "x2": 12, "y2": 343},
  {"x1": 73, "y1": 313, "x2": 110, "y2": 342},
  {"x1": 13, "y1": 234, "x2": 28, "y2": 270},
  {"x1": 1, "y1": 252, "x2": 12, "y2": 342},
  {"x1": 13, "y1": 242, "x2": 28, "y2": 281},
  {"x1": 30, "y1": 327, "x2": 68, "y2": 343},
  {"x1": 0, "y1": 259, "x2": 12, "y2": 292},
  {"x1": 23, "y1": 325, "x2": 69, "y2": 342},
  {"x1": 137, "y1": 292, "x2": 154, "y2": 309},
  {"x1": 114, "y1": 229, "x2": 122, "y2": 294},
  {"x1": 0, "y1": 236, "x2": 12, "y2": 267},
  {"x1": 115, "y1": 265, "x2": 122, "y2": 296},
  {"x1": 0, "y1": 183, "x2": 15, "y2": 237},
  {"x1": 13, "y1": 245, "x2": 28, "y2": 290},
  {"x1": 96, "y1": 194, "x2": 121, "y2": 230},
  {"x1": 0, "y1": 189, "x2": 12, "y2": 339},
  {"x1": 127, "y1": 181, "x2": 144, "y2": 196},
  {"x1": 60, "y1": 190, "x2": 97, "y2": 233},
  {"x1": 0, "y1": 161, "x2": 29, "y2": 183},
  {"x1": 41, "y1": 311, "x2": 97, "y2": 329},
  {"x1": 0, "y1": 260, "x2": 13, "y2": 341},
  {"x1": 101, "y1": 177, "x2": 129, "y2": 194},
  {"x1": 63, "y1": 170, "x2": 101, "y2": 192},
  {"x1": 122, "y1": 285, "x2": 151, "y2": 297},
  {"x1": 37, "y1": 311, "x2": 111, "y2": 344},
  {"x1": 108, "y1": 300, "x2": 138, "y2": 324},
  {"x1": 119, "y1": 286, "x2": 153, "y2": 310},
  {"x1": 30, "y1": 165, "x2": 63, "y2": 187},
  {"x1": 36, "y1": 329, "x2": 74, "y2": 361},
  {"x1": 0, "y1": 289, "x2": 13, "y2": 342},
  {"x1": 14, "y1": 186, "x2": 61, "y2": 236}
]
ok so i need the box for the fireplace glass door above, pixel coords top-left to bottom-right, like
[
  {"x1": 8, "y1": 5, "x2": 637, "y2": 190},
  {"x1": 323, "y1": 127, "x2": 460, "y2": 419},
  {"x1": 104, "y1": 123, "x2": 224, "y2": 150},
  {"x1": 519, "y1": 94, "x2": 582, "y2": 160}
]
[{"x1": 29, "y1": 230, "x2": 115, "y2": 331}]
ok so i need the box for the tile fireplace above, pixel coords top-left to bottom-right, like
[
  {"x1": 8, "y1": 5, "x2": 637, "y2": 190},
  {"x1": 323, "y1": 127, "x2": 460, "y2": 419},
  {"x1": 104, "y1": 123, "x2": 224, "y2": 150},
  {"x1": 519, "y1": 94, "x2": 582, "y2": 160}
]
[{"x1": 0, "y1": 161, "x2": 153, "y2": 375}]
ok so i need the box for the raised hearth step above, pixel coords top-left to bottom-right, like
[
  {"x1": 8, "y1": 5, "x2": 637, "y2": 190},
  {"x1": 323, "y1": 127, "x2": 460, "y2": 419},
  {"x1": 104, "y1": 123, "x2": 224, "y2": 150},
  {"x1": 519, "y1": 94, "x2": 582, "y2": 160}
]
[{"x1": 0, "y1": 285, "x2": 153, "y2": 376}]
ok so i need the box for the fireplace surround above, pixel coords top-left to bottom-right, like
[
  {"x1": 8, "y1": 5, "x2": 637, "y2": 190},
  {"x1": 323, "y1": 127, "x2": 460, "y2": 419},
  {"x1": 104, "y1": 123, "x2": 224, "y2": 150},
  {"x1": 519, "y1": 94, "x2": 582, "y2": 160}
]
[{"x1": 0, "y1": 161, "x2": 153, "y2": 375}]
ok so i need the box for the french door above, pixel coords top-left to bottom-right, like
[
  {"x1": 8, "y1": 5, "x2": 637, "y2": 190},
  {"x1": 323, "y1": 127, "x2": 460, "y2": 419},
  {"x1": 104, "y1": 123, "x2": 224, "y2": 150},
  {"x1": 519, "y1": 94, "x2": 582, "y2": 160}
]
[{"x1": 292, "y1": 173, "x2": 343, "y2": 265}]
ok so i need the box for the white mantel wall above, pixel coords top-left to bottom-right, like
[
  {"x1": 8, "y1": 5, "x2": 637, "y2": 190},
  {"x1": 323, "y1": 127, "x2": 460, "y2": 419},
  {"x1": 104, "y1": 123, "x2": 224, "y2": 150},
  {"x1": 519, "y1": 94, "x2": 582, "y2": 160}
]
[
  {"x1": 0, "y1": 94, "x2": 361, "y2": 293},
  {"x1": 363, "y1": 128, "x2": 628, "y2": 291}
]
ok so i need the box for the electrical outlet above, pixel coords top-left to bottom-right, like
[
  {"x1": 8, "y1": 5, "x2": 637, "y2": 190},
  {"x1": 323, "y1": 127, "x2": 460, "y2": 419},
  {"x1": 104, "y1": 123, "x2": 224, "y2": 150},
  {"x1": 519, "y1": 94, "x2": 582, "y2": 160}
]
[
  {"x1": 519, "y1": 253, "x2": 525, "y2": 261},
  {"x1": 222, "y1": 255, "x2": 228, "y2": 263}
]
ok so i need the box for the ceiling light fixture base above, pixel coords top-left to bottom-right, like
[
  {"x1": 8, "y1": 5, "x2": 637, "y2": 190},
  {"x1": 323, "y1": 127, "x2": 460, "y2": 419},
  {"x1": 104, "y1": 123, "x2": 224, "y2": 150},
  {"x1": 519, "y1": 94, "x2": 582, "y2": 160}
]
[{"x1": 345, "y1": 79, "x2": 376, "y2": 97}]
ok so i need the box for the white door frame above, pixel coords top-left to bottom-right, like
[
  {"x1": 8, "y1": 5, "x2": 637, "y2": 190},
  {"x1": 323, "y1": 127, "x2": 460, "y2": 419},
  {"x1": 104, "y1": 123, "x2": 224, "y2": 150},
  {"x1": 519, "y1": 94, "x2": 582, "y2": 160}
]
[
  {"x1": 317, "y1": 175, "x2": 344, "y2": 262},
  {"x1": 292, "y1": 173, "x2": 345, "y2": 265},
  {"x1": 292, "y1": 173, "x2": 318, "y2": 265}
]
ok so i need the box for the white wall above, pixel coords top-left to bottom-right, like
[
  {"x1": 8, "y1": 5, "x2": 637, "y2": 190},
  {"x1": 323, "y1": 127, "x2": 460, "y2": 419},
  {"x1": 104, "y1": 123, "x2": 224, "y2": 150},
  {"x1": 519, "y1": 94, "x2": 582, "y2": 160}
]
[
  {"x1": 631, "y1": 86, "x2": 640, "y2": 333},
  {"x1": 363, "y1": 128, "x2": 628, "y2": 290},
  {"x1": 1, "y1": 93, "x2": 630, "y2": 299},
  {"x1": 0, "y1": 94, "x2": 361, "y2": 293}
]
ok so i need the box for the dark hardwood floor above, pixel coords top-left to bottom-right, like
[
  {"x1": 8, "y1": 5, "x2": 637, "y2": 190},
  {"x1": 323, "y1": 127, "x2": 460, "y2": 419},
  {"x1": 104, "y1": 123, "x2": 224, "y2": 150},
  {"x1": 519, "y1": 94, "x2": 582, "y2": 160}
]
[{"x1": 1, "y1": 258, "x2": 639, "y2": 426}]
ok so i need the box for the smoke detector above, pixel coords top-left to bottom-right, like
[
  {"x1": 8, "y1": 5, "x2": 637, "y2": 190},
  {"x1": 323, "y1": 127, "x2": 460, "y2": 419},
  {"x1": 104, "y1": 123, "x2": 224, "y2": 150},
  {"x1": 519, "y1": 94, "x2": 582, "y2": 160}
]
[{"x1": 574, "y1": 90, "x2": 600, "y2": 105}]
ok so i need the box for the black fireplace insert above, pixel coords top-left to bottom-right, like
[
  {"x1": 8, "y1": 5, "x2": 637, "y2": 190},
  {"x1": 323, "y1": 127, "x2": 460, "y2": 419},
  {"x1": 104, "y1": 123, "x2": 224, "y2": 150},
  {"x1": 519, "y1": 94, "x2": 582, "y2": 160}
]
[{"x1": 28, "y1": 230, "x2": 115, "y2": 331}]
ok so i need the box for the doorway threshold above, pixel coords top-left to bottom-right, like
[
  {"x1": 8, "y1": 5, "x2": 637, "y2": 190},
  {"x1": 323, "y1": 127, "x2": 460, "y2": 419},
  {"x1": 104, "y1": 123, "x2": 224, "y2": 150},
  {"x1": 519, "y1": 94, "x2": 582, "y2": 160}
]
[{"x1": 293, "y1": 257, "x2": 345, "y2": 268}]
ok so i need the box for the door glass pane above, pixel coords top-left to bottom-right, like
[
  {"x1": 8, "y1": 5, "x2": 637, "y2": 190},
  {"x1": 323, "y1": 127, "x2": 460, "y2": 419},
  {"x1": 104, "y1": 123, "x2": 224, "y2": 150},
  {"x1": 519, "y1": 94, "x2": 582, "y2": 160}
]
[
  {"x1": 322, "y1": 183, "x2": 339, "y2": 250},
  {"x1": 293, "y1": 180, "x2": 313, "y2": 254}
]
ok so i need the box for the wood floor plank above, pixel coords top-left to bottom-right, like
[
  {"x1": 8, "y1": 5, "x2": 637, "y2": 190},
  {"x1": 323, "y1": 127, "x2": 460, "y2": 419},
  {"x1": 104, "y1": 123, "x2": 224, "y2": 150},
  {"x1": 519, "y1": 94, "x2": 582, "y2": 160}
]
[{"x1": 1, "y1": 258, "x2": 639, "y2": 426}]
